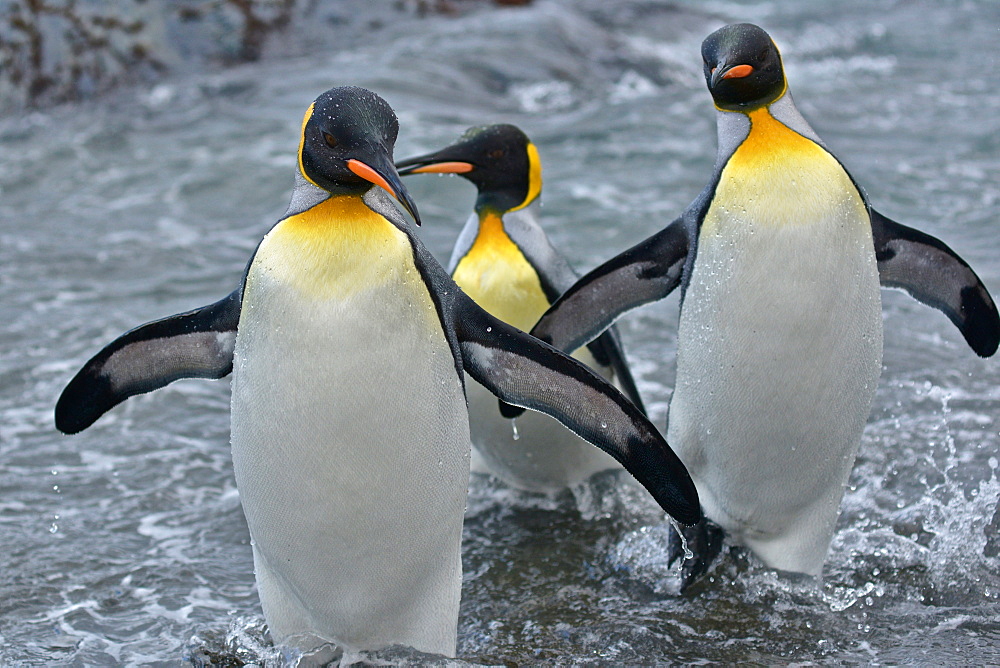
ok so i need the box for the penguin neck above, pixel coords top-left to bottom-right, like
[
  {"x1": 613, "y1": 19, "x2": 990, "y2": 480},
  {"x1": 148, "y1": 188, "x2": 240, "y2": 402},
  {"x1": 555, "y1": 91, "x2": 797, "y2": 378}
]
[
  {"x1": 284, "y1": 170, "x2": 334, "y2": 218},
  {"x1": 279, "y1": 194, "x2": 396, "y2": 249},
  {"x1": 766, "y1": 93, "x2": 823, "y2": 143},
  {"x1": 283, "y1": 168, "x2": 389, "y2": 220},
  {"x1": 468, "y1": 198, "x2": 542, "y2": 247},
  {"x1": 473, "y1": 190, "x2": 533, "y2": 217},
  {"x1": 713, "y1": 91, "x2": 823, "y2": 171},
  {"x1": 738, "y1": 107, "x2": 813, "y2": 159},
  {"x1": 262, "y1": 192, "x2": 410, "y2": 300},
  {"x1": 469, "y1": 209, "x2": 515, "y2": 257},
  {"x1": 452, "y1": 206, "x2": 550, "y2": 330},
  {"x1": 706, "y1": 99, "x2": 867, "y2": 235}
]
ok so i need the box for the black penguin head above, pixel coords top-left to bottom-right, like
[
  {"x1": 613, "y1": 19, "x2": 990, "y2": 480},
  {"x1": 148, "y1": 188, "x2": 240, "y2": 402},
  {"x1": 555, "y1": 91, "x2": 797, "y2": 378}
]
[
  {"x1": 298, "y1": 86, "x2": 421, "y2": 224},
  {"x1": 396, "y1": 124, "x2": 541, "y2": 214},
  {"x1": 702, "y1": 23, "x2": 786, "y2": 112}
]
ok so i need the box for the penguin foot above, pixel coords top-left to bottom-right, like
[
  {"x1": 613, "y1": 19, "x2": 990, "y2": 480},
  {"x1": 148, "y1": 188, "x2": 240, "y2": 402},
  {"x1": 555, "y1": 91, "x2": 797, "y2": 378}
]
[{"x1": 667, "y1": 518, "x2": 725, "y2": 592}]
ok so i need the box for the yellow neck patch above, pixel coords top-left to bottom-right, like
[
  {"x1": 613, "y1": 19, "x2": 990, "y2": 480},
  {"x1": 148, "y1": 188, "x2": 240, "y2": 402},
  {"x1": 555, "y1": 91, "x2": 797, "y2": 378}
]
[
  {"x1": 509, "y1": 143, "x2": 543, "y2": 212},
  {"x1": 452, "y1": 211, "x2": 550, "y2": 331},
  {"x1": 731, "y1": 107, "x2": 822, "y2": 167},
  {"x1": 249, "y1": 195, "x2": 413, "y2": 300},
  {"x1": 704, "y1": 107, "x2": 865, "y2": 234}
]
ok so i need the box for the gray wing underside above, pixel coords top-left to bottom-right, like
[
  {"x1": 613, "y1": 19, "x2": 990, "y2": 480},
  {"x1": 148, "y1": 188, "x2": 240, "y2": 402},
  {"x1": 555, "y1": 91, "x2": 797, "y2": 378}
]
[
  {"x1": 530, "y1": 217, "x2": 689, "y2": 354},
  {"x1": 871, "y1": 208, "x2": 999, "y2": 357},
  {"x1": 451, "y1": 291, "x2": 700, "y2": 525},
  {"x1": 55, "y1": 289, "x2": 241, "y2": 434}
]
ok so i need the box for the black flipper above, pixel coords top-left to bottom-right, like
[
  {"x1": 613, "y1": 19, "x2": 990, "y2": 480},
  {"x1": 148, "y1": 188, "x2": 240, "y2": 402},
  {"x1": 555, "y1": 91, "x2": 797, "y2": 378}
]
[
  {"x1": 530, "y1": 218, "x2": 689, "y2": 356},
  {"x1": 667, "y1": 517, "x2": 725, "y2": 592},
  {"x1": 453, "y1": 293, "x2": 700, "y2": 525},
  {"x1": 498, "y1": 329, "x2": 647, "y2": 418},
  {"x1": 503, "y1": 210, "x2": 650, "y2": 415},
  {"x1": 872, "y1": 208, "x2": 999, "y2": 357},
  {"x1": 499, "y1": 219, "x2": 689, "y2": 420},
  {"x1": 55, "y1": 289, "x2": 242, "y2": 434}
]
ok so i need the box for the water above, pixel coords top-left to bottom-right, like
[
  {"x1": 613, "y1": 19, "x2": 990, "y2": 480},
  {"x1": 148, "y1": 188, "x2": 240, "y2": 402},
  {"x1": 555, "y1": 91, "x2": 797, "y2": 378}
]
[{"x1": 2, "y1": 0, "x2": 999, "y2": 664}]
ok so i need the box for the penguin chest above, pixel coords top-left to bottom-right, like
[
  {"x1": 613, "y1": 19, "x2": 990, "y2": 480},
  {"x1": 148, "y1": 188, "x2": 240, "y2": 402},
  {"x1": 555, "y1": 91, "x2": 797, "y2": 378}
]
[
  {"x1": 452, "y1": 214, "x2": 620, "y2": 490},
  {"x1": 229, "y1": 198, "x2": 469, "y2": 650},
  {"x1": 452, "y1": 212, "x2": 551, "y2": 332},
  {"x1": 669, "y1": 113, "x2": 883, "y2": 554}
]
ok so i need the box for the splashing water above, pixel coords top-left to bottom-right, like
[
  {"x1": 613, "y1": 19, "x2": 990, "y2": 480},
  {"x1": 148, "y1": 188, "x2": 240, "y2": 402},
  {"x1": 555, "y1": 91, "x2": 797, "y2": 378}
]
[
  {"x1": 2, "y1": 0, "x2": 999, "y2": 664},
  {"x1": 668, "y1": 515, "x2": 694, "y2": 562}
]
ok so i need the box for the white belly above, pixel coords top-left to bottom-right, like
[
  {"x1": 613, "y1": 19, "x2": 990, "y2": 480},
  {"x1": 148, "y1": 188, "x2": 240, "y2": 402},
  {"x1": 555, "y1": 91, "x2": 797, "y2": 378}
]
[
  {"x1": 668, "y1": 141, "x2": 883, "y2": 576},
  {"x1": 230, "y1": 242, "x2": 470, "y2": 655},
  {"x1": 466, "y1": 345, "x2": 621, "y2": 493}
]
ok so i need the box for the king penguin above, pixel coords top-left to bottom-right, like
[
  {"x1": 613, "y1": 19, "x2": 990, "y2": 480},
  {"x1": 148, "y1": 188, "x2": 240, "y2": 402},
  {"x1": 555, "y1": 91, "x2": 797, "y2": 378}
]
[
  {"x1": 529, "y1": 24, "x2": 1000, "y2": 585},
  {"x1": 54, "y1": 87, "x2": 700, "y2": 655},
  {"x1": 396, "y1": 124, "x2": 645, "y2": 493}
]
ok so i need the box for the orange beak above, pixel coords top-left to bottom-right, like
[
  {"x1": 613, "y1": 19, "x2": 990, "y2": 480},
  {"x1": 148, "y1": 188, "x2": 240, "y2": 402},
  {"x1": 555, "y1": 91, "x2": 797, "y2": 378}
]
[
  {"x1": 722, "y1": 64, "x2": 754, "y2": 79},
  {"x1": 404, "y1": 161, "x2": 474, "y2": 175},
  {"x1": 346, "y1": 158, "x2": 421, "y2": 225}
]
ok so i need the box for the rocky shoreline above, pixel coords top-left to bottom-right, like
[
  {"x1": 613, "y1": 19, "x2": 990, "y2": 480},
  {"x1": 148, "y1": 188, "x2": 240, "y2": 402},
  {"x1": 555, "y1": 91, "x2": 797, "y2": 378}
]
[{"x1": 0, "y1": 0, "x2": 529, "y2": 113}]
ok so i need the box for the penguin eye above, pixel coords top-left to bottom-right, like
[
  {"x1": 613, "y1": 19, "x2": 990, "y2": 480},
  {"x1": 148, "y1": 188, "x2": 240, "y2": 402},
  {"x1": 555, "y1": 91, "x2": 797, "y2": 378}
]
[
  {"x1": 323, "y1": 132, "x2": 339, "y2": 149},
  {"x1": 488, "y1": 149, "x2": 505, "y2": 160}
]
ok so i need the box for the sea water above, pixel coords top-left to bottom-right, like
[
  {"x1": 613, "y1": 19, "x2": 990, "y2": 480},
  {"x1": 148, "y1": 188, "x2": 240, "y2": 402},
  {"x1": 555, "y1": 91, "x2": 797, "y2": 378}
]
[{"x1": 1, "y1": 0, "x2": 998, "y2": 663}]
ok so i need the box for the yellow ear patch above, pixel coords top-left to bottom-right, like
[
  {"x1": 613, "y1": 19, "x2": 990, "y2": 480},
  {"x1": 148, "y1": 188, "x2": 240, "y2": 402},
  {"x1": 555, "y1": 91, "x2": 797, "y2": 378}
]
[
  {"x1": 249, "y1": 195, "x2": 414, "y2": 300},
  {"x1": 452, "y1": 212, "x2": 550, "y2": 331},
  {"x1": 297, "y1": 102, "x2": 322, "y2": 189},
  {"x1": 510, "y1": 142, "x2": 543, "y2": 212}
]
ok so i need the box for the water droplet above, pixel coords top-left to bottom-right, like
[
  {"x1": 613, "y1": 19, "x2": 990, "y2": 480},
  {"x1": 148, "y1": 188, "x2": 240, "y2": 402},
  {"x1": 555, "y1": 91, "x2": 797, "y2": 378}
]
[
  {"x1": 49, "y1": 523, "x2": 58, "y2": 534},
  {"x1": 667, "y1": 516, "x2": 693, "y2": 561},
  {"x1": 600, "y1": 421, "x2": 608, "y2": 429},
  {"x1": 511, "y1": 419, "x2": 519, "y2": 441},
  {"x1": 486, "y1": 326, "x2": 492, "y2": 333}
]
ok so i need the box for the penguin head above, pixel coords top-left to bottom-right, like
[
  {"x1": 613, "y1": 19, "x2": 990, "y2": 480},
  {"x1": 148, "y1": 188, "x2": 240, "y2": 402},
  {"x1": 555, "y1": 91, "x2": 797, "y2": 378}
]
[
  {"x1": 702, "y1": 23, "x2": 786, "y2": 112},
  {"x1": 298, "y1": 86, "x2": 421, "y2": 225},
  {"x1": 396, "y1": 124, "x2": 541, "y2": 214}
]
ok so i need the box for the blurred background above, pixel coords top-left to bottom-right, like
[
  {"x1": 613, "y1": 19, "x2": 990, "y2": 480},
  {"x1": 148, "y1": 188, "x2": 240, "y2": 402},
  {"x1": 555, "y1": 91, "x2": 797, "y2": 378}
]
[{"x1": 1, "y1": 0, "x2": 999, "y2": 664}]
